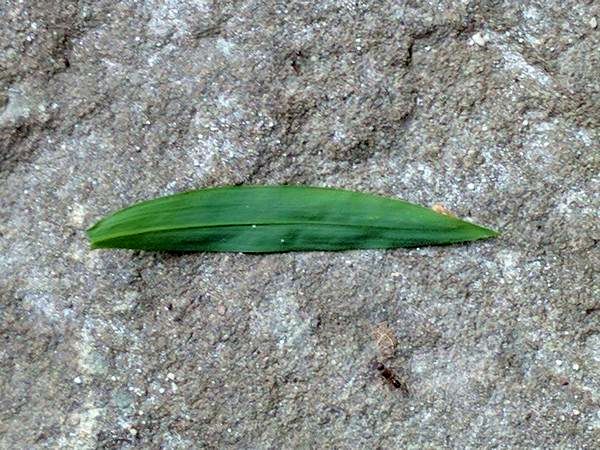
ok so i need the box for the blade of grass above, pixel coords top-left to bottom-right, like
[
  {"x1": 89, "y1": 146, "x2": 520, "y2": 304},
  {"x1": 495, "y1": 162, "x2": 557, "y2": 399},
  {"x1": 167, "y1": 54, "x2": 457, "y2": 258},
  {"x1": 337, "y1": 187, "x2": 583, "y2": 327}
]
[{"x1": 87, "y1": 185, "x2": 499, "y2": 253}]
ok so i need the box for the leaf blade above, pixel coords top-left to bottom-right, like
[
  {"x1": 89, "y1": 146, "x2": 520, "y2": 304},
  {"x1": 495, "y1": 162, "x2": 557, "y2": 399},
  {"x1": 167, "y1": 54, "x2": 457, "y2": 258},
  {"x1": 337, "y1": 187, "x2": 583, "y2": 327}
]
[{"x1": 87, "y1": 186, "x2": 499, "y2": 252}]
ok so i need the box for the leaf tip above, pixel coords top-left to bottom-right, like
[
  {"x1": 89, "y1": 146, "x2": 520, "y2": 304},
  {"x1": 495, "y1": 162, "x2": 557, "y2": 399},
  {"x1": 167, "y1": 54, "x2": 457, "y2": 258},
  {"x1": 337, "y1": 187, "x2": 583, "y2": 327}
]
[{"x1": 478, "y1": 225, "x2": 501, "y2": 240}]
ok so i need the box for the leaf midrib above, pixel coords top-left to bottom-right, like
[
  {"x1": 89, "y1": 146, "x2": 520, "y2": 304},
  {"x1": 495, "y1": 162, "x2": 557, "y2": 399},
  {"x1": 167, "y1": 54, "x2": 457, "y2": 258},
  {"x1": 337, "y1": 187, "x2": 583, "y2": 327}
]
[{"x1": 91, "y1": 219, "x2": 459, "y2": 243}]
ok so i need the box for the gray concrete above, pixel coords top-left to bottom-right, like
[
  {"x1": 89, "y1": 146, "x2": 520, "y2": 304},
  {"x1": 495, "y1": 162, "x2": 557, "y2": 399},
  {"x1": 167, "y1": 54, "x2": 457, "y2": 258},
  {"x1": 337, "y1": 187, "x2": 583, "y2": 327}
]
[{"x1": 1, "y1": 1, "x2": 598, "y2": 448}]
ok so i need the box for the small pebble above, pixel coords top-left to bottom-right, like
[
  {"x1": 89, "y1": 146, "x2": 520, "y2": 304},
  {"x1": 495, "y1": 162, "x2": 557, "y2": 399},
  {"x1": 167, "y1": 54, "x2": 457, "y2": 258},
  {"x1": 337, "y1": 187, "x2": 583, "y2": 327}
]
[
  {"x1": 472, "y1": 32, "x2": 486, "y2": 47},
  {"x1": 129, "y1": 428, "x2": 138, "y2": 436},
  {"x1": 167, "y1": 372, "x2": 175, "y2": 380},
  {"x1": 572, "y1": 363, "x2": 579, "y2": 370},
  {"x1": 73, "y1": 376, "x2": 82, "y2": 384},
  {"x1": 590, "y1": 17, "x2": 597, "y2": 29}
]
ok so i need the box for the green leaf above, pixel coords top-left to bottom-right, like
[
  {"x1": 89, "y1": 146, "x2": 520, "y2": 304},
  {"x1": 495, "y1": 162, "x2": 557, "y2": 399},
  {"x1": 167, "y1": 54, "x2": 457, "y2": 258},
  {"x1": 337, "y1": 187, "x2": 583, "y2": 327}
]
[{"x1": 87, "y1": 186, "x2": 499, "y2": 253}]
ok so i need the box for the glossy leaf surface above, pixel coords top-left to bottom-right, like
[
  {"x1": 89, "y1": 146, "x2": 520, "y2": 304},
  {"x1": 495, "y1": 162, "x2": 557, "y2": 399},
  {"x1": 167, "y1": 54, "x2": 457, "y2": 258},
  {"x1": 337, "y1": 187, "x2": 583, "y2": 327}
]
[{"x1": 87, "y1": 186, "x2": 499, "y2": 253}]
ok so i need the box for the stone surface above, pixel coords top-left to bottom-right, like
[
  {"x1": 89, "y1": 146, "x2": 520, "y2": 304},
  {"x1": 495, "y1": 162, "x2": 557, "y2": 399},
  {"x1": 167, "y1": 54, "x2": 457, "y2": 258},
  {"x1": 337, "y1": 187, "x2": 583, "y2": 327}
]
[{"x1": 1, "y1": 1, "x2": 599, "y2": 448}]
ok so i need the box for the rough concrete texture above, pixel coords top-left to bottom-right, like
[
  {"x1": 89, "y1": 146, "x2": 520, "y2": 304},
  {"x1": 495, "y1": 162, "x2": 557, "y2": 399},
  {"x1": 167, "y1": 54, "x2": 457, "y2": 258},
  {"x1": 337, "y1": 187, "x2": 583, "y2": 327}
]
[{"x1": 1, "y1": 0, "x2": 599, "y2": 448}]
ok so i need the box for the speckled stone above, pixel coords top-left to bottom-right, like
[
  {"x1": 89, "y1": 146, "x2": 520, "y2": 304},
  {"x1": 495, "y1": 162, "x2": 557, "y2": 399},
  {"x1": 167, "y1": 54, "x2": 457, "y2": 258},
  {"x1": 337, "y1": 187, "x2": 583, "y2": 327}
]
[{"x1": 1, "y1": 1, "x2": 598, "y2": 448}]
